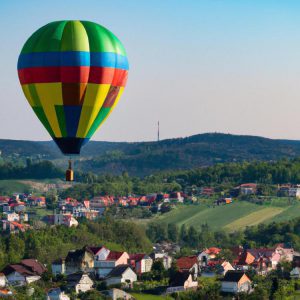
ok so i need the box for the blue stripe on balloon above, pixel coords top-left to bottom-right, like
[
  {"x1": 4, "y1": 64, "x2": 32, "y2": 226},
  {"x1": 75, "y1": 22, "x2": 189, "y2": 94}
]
[
  {"x1": 17, "y1": 51, "x2": 129, "y2": 70},
  {"x1": 63, "y1": 106, "x2": 82, "y2": 137}
]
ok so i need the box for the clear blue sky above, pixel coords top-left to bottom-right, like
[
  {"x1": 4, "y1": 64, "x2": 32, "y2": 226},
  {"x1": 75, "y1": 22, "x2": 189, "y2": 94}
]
[{"x1": 1, "y1": 0, "x2": 300, "y2": 141}]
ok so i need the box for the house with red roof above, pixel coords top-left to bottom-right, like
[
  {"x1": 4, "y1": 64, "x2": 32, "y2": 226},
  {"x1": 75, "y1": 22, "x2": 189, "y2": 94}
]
[
  {"x1": 128, "y1": 254, "x2": 153, "y2": 274},
  {"x1": 239, "y1": 183, "x2": 257, "y2": 195},
  {"x1": 1, "y1": 259, "x2": 46, "y2": 286},
  {"x1": 198, "y1": 247, "x2": 221, "y2": 266},
  {"x1": 94, "y1": 251, "x2": 129, "y2": 278},
  {"x1": 236, "y1": 248, "x2": 280, "y2": 274},
  {"x1": 176, "y1": 256, "x2": 198, "y2": 278}
]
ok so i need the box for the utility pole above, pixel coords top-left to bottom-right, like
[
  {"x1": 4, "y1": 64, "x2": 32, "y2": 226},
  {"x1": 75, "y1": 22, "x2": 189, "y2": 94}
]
[{"x1": 157, "y1": 121, "x2": 160, "y2": 142}]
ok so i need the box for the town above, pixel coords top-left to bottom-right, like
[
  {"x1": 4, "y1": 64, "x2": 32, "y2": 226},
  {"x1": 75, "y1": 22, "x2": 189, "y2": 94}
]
[{"x1": 0, "y1": 181, "x2": 300, "y2": 299}]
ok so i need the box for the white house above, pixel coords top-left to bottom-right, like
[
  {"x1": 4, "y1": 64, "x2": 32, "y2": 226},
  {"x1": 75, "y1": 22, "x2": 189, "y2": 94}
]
[
  {"x1": 46, "y1": 288, "x2": 70, "y2": 300},
  {"x1": 94, "y1": 251, "x2": 129, "y2": 278},
  {"x1": 66, "y1": 273, "x2": 93, "y2": 294},
  {"x1": 54, "y1": 214, "x2": 78, "y2": 228},
  {"x1": 2, "y1": 259, "x2": 46, "y2": 286},
  {"x1": 221, "y1": 271, "x2": 252, "y2": 294},
  {"x1": 105, "y1": 265, "x2": 137, "y2": 287},
  {"x1": 87, "y1": 246, "x2": 110, "y2": 261}
]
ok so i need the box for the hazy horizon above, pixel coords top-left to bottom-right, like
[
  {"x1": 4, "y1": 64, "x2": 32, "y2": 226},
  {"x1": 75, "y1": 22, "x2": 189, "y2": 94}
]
[{"x1": 2, "y1": 1, "x2": 300, "y2": 142}]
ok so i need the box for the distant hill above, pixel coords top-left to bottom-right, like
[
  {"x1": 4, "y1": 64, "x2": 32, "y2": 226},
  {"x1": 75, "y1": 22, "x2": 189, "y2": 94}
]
[{"x1": 1, "y1": 133, "x2": 300, "y2": 176}]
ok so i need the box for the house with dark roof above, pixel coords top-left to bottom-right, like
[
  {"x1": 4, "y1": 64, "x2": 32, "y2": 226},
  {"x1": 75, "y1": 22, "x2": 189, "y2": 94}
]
[
  {"x1": 128, "y1": 253, "x2": 153, "y2": 274},
  {"x1": 66, "y1": 272, "x2": 93, "y2": 294},
  {"x1": 94, "y1": 251, "x2": 129, "y2": 278},
  {"x1": 1, "y1": 259, "x2": 46, "y2": 286},
  {"x1": 105, "y1": 265, "x2": 137, "y2": 287},
  {"x1": 221, "y1": 271, "x2": 252, "y2": 294},
  {"x1": 166, "y1": 271, "x2": 198, "y2": 294},
  {"x1": 65, "y1": 247, "x2": 94, "y2": 275}
]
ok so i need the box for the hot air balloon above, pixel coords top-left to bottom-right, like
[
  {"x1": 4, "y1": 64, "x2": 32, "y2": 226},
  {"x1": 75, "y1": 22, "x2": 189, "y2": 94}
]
[{"x1": 17, "y1": 20, "x2": 129, "y2": 181}]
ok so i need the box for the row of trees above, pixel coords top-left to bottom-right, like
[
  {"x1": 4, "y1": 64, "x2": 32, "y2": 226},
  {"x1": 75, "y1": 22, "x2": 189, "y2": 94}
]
[{"x1": 146, "y1": 217, "x2": 300, "y2": 251}]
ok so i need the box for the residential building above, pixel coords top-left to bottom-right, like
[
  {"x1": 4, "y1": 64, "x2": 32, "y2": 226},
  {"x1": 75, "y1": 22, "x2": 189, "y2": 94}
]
[
  {"x1": 65, "y1": 247, "x2": 94, "y2": 275},
  {"x1": 51, "y1": 259, "x2": 66, "y2": 276},
  {"x1": 221, "y1": 271, "x2": 252, "y2": 294},
  {"x1": 151, "y1": 252, "x2": 172, "y2": 269},
  {"x1": 95, "y1": 251, "x2": 129, "y2": 278},
  {"x1": 66, "y1": 273, "x2": 93, "y2": 294},
  {"x1": 105, "y1": 265, "x2": 137, "y2": 287},
  {"x1": 198, "y1": 247, "x2": 221, "y2": 266},
  {"x1": 239, "y1": 183, "x2": 257, "y2": 195},
  {"x1": 54, "y1": 213, "x2": 78, "y2": 228},
  {"x1": 176, "y1": 256, "x2": 198, "y2": 278},
  {"x1": 166, "y1": 271, "x2": 198, "y2": 293},
  {"x1": 128, "y1": 254, "x2": 153, "y2": 274},
  {"x1": 1, "y1": 259, "x2": 46, "y2": 286}
]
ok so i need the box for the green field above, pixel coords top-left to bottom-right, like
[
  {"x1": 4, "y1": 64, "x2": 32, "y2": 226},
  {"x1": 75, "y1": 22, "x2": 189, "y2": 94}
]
[
  {"x1": 0, "y1": 180, "x2": 31, "y2": 194},
  {"x1": 224, "y1": 207, "x2": 285, "y2": 231},
  {"x1": 154, "y1": 200, "x2": 300, "y2": 231}
]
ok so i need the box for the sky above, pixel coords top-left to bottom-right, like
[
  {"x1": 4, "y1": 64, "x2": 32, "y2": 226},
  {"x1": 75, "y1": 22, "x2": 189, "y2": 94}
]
[{"x1": 1, "y1": 0, "x2": 300, "y2": 142}]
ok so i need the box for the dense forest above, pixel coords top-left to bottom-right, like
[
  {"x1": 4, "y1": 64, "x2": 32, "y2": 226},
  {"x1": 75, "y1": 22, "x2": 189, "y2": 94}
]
[{"x1": 2, "y1": 133, "x2": 300, "y2": 176}]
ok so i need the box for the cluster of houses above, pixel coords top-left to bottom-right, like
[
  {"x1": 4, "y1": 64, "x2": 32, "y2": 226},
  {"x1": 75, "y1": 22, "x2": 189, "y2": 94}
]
[{"x1": 1, "y1": 242, "x2": 298, "y2": 298}]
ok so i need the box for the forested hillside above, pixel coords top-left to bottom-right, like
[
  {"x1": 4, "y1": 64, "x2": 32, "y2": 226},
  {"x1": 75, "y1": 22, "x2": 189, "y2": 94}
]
[{"x1": 2, "y1": 133, "x2": 300, "y2": 176}]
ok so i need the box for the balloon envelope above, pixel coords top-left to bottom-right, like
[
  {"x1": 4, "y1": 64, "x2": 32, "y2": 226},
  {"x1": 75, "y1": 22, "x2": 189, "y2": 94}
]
[{"x1": 18, "y1": 20, "x2": 128, "y2": 154}]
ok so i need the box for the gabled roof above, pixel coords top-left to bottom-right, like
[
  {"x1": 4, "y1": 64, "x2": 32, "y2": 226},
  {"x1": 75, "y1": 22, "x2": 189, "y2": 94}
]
[
  {"x1": 86, "y1": 246, "x2": 106, "y2": 256},
  {"x1": 170, "y1": 271, "x2": 191, "y2": 287},
  {"x1": 106, "y1": 251, "x2": 125, "y2": 261},
  {"x1": 2, "y1": 259, "x2": 46, "y2": 277},
  {"x1": 107, "y1": 265, "x2": 133, "y2": 277},
  {"x1": 67, "y1": 272, "x2": 85, "y2": 283},
  {"x1": 222, "y1": 271, "x2": 249, "y2": 283},
  {"x1": 21, "y1": 259, "x2": 46, "y2": 275},
  {"x1": 2, "y1": 264, "x2": 34, "y2": 277},
  {"x1": 177, "y1": 256, "x2": 198, "y2": 270},
  {"x1": 66, "y1": 247, "x2": 93, "y2": 263},
  {"x1": 129, "y1": 253, "x2": 148, "y2": 262}
]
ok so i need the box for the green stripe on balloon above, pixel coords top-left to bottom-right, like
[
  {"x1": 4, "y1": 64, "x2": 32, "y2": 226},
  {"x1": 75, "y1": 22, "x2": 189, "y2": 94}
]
[
  {"x1": 32, "y1": 107, "x2": 55, "y2": 137},
  {"x1": 55, "y1": 105, "x2": 68, "y2": 137},
  {"x1": 87, "y1": 107, "x2": 111, "y2": 138},
  {"x1": 81, "y1": 21, "x2": 126, "y2": 55}
]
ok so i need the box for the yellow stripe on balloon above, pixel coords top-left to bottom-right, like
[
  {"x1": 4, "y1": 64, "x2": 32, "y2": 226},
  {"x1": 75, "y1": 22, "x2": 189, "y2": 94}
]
[
  {"x1": 76, "y1": 83, "x2": 110, "y2": 138},
  {"x1": 21, "y1": 85, "x2": 35, "y2": 106},
  {"x1": 94, "y1": 87, "x2": 124, "y2": 132},
  {"x1": 34, "y1": 83, "x2": 64, "y2": 137}
]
